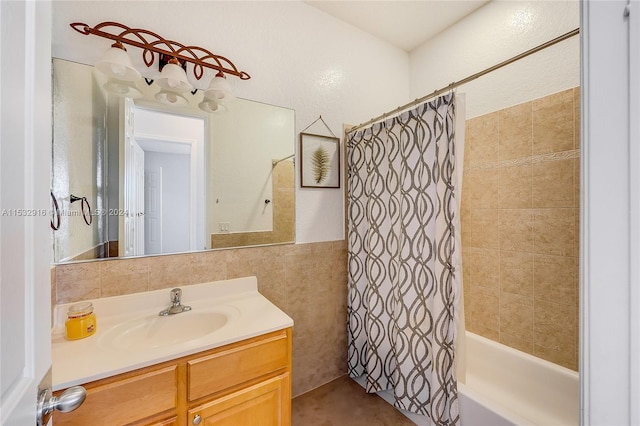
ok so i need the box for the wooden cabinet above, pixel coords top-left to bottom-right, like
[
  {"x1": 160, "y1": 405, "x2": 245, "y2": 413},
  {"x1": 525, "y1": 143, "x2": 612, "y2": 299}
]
[{"x1": 54, "y1": 328, "x2": 292, "y2": 426}]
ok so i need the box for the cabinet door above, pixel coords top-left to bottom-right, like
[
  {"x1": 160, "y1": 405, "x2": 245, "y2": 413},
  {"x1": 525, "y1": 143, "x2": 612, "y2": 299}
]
[{"x1": 188, "y1": 373, "x2": 290, "y2": 426}]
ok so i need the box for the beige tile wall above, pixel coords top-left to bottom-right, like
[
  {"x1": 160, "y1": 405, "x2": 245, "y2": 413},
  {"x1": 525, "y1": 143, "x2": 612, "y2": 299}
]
[
  {"x1": 53, "y1": 240, "x2": 348, "y2": 397},
  {"x1": 462, "y1": 87, "x2": 580, "y2": 370}
]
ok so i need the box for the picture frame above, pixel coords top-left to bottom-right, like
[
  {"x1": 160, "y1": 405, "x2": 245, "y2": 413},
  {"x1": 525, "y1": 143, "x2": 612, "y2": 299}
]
[{"x1": 299, "y1": 132, "x2": 341, "y2": 188}]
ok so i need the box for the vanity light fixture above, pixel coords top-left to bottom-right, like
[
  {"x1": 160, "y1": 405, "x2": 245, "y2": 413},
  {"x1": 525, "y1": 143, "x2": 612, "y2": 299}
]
[
  {"x1": 203, "y1": 71, "x2": 235, "y2": 103},
  {"x1": 154, "y1": 57, "x2": 193, "y2": 94},
  {"x1": 71, "y1": 21, "x2": 250, "y2": 101},
  {"x1": 94, "y1": 41, "x2": 141, "y2": 82}
]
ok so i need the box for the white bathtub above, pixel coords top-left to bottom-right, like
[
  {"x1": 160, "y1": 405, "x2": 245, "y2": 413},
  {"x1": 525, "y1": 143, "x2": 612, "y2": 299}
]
[
  {"x1": 355, "y1": 331, "x2": 579, "y2": 425},
  {"x1": 457, "y1": 332, "x2": 579, "y2": 425}
]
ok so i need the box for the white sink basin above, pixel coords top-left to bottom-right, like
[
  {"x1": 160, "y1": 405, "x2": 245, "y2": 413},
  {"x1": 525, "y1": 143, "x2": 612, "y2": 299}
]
[
  {"x1": 99, "y1": 310, "x2": 231, "y2": 350},
  {"x1": 52, "y1": 277, "x2": 294, "y2": 390}
]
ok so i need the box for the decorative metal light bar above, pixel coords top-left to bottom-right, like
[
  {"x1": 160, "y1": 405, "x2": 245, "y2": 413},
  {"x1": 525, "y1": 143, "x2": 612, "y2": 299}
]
[{"x1": 70, "y1": 21, "x2": 251, "y2": 81}]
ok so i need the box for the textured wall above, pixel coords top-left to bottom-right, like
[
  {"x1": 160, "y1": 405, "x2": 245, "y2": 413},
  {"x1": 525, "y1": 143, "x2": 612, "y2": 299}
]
[
  {"x1": 53, "y1": 240, "x2": 348, "y2": 397},
  {"x1": 52, "y1": 58, "x2": 104, "y2": 261},
  {"x1": 410, "y1": 0, "x2": 580, "y2": 119},
  {"x1": 461, "y1": 88, "x2": 580, "y2": 370}
]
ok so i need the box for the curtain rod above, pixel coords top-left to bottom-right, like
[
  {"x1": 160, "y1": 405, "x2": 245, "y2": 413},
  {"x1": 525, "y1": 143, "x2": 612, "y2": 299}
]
[
  {"x1": 347, "y1": 27, "x2": 580, "y2": 134},
  {"x1": 272, "y1": 153, "x2": 295, "y2": 167}
]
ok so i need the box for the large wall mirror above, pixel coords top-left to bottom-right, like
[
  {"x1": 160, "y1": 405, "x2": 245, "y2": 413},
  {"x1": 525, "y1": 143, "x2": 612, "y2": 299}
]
[{"x1": 52, "y1": 58, "x2": 295, "y2": 263}]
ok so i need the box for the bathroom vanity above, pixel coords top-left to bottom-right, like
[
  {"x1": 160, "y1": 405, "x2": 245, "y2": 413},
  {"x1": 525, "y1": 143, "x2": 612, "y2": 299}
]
[{"x1": 51, "y1": 277, "x2": 293, "y2": 425}]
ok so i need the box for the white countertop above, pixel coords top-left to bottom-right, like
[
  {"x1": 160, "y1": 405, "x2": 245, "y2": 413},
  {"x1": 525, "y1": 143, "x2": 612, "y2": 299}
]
[{"x1": 52, "y1": 276, "x2": 293, "y2": 391}]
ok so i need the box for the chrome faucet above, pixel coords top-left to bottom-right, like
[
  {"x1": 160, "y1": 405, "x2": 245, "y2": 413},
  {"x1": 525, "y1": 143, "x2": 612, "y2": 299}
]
[{"x1": 159, "y1": 288, "x2": 192, "y2": 316}]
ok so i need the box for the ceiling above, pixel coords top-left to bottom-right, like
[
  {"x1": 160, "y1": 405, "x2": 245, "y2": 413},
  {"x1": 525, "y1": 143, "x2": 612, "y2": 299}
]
[{"x1": 304, "y1": 0, "x2": 490, "y2": 52}]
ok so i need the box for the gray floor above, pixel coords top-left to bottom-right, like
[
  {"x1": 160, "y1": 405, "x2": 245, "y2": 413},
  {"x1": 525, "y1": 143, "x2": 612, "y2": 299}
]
[{"x1": 291, "y1": 375, "x2": 416, "y2": 426}]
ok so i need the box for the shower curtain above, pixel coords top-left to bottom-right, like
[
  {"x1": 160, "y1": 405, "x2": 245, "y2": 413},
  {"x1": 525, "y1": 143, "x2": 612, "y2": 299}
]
[{"x1": 346, "y1": 93, "x2": 462, "y2": 424}]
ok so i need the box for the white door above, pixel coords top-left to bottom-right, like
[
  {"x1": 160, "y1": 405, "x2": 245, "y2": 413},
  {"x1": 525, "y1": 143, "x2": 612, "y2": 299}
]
[
  {"x1": 0, "y1": 1, "x2": 53, "y2": 425},
  {"x1": 120, "y1": 99, "x2": 145, "y2": 257},
  {"x1": 145, "y1": 166, "x2": 163, "y2": 254}
]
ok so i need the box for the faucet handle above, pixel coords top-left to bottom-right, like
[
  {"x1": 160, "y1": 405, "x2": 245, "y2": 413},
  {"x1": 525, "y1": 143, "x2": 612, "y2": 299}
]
[
  {"x1": 159, "y1": 287, "x2": 191, "y2": 316},
  {"x1": 170, "y1": 288, "x2": 182, "y2": 303}
]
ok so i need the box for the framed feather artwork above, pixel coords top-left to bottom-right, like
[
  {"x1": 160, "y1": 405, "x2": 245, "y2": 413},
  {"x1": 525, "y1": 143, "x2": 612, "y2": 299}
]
[{"x1": 300, "y1": 132, "x2": 340, "y2": 188}]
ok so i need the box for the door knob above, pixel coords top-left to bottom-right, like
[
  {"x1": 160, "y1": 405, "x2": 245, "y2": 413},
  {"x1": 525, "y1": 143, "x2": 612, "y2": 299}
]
[{"x1": 37, "y1": 386, "x2": 86, "y2": 426}]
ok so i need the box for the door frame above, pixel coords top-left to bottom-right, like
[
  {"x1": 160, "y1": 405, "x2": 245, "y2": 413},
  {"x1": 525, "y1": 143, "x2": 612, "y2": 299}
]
[
  {"x1": 580, "y1": 0, "x2": 640, "y2": 424},
  {"x1": 133, "y1": 104, "x2": 206, "y2": 253}
]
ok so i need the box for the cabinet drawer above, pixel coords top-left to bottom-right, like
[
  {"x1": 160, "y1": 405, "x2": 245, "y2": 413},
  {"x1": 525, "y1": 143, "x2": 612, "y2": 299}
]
[
  {"x1": 53, "y1": 365, "x2": 177, "y2": 426},
  {"x1": 188, "y1": 373, "x2": 290, "y2": 426},
  {"x1": 188, "y1": 331, "x2": 288, "y2": 401},
  {"x1": 145, "y1": 416, "x2": 177, "y2": 426}
]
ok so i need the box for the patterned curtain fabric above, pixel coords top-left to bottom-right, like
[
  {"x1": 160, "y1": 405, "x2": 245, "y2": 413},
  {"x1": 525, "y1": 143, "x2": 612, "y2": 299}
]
[{"x1": 346, "y1": 93, "x2": 460, "y2": 424}]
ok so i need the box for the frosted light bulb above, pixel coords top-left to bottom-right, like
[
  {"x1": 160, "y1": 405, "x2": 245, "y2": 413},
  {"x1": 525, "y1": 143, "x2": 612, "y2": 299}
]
[
  {"x1": 155, "y1": 61, "x2": 192, "y2": 93},
  {"x1": 110, "y1": 63, "x2": 125, "y2": 77},
  {"x1": 95, "y1": 44, "x2": 141, "y2": 82}
]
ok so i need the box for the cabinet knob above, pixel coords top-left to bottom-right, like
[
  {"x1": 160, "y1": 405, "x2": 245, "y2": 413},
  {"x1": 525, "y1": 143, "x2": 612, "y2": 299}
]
[{"x1": 193, "y1": 414, "x2": 202, "y2": 425}]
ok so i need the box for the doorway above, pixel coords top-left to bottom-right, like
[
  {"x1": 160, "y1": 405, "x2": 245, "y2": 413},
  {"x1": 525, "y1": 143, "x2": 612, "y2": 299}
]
[{"x1": 126, "y1": 106, "x2": 206, "y2": 255}]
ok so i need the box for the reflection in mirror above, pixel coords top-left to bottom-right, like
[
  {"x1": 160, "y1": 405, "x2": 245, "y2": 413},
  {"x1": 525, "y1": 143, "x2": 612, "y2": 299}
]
[{"x1": 52, "y1": 58, "x2": 295, "y2": 263}]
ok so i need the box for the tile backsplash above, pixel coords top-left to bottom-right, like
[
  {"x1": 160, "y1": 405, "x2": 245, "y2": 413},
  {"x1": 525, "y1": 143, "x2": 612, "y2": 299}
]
[{"x1": 53, "y1": 240, "x2": 348, "y2": 397}]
